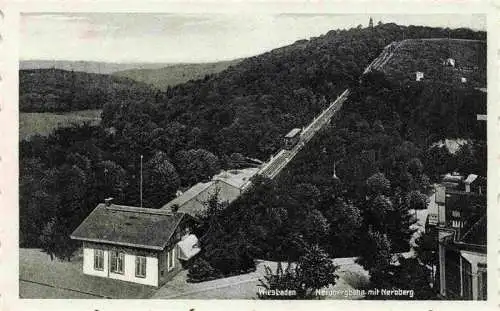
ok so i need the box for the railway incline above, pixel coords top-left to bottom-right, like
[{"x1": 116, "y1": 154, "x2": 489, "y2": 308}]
[{"x1": 257, "y1": 40, "x2": 402, "y2": 180}]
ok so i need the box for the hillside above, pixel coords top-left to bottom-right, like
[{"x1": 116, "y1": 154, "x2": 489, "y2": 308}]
[
  {"x1": 382, "y1": 39, "x2": 486, "y2": 87},
  {"x1": 113, "y1": 59, "x2": 242, "y2": 90},
  {"x1": 19, "y1": 69, "x2": 156, "y2": 112},
  {"x1": 20, "y1": 60, "x2": 172, "y2": 75},
  {"x1": 20, "y1": 23, "x2": 486, "y2": 255}
]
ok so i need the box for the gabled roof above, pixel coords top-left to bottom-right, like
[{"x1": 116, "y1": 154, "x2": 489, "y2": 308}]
[
  {"x1": 464, "y1": 174, "x2": 478, "y2": 184},
  {"x1": 70, "y1": 204, "x2": 187, "y2": 250},
  {"x1": 161, "y1": 181, "x2": 214, "y2": 211},
  {"x1": 285, "y1": 128, "x2": 301, "y2": 138}
]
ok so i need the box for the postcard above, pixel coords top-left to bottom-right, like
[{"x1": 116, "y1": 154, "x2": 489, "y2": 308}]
[{"x1": 0, "y1": 1, "x2": 497, "y2": 310}]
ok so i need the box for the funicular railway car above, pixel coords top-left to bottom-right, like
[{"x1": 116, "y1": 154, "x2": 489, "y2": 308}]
[{"x1": 283, "y1": 128, "x2": 302, "y2": 150}]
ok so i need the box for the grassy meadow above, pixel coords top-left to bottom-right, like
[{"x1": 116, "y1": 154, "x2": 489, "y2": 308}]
[{"x1": 19, "y1": 109, "x2": 102, "y2": 141}]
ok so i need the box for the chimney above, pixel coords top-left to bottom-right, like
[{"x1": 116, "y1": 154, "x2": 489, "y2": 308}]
[{"x1": 104, "y1": 197, "x2": 114, "y2": 207}]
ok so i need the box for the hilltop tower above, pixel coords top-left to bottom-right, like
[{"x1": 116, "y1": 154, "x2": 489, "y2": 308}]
[{"x1": 369, "y1": 17, "x2": 374, "y2": 28}]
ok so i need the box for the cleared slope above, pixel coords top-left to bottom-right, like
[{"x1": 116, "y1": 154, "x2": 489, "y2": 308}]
[{"x1": 381, "y1": 39, "x2": 486, "y2": 88}]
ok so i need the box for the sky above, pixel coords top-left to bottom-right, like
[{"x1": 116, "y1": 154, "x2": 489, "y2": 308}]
[{"x1": 20, "y1": 13, "x2": 486, "y2": 63}]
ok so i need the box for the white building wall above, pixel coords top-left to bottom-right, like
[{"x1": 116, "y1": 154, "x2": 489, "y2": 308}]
[
  {"x1": 82, "y1": 246, "x2": 158, "y2": 287},
  {"x1": 83, "y1": 247, "x2": 108, "y2": 278},
  {"x1": 109, "y1": 253, "x2": 158, "y2": 287}
]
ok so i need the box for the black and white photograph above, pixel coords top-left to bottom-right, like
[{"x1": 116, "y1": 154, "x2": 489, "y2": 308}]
[{"x1": 15, "y1": 10, "x2": 488, "y2": 301}]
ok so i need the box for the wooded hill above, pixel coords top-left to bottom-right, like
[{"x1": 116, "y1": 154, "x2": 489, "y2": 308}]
[
  {"x1": 20, "y1": 69, "x2": 156, "y2": 112},
  {"x1": 20, "y1": 23, "x2": 486, "y2": 266},
  {"x1": 112, "y1": 59, "x2": 242, "y2": 90},
  {"x1": 20, "y1": 60, "x2": 173, "y2": 74}
]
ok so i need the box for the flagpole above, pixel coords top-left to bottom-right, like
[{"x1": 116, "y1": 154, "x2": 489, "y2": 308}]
[{"x1": 140, "y1": 155, "x2": 143, "y2": 208}]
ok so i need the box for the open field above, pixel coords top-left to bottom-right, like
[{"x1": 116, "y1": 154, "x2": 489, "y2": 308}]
[
  {"x1": 19, "y1": 109, "x2": 102, "y2": 141},
  {"x1": 382, "y1": 39, "x2": 486, "y2": 87}
]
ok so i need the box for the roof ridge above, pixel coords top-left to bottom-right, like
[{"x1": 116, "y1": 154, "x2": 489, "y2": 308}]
[
  {"x1": 102, "y1": 203, "x2": 175, "y2": 216},
  {"x1": 161, "y1": 181, "x2": 215, "y2": 209}
]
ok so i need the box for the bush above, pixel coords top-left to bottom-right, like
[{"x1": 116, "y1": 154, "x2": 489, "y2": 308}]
[{"x1": 187, "y1": 257, "x2": 218, "y2": 282}]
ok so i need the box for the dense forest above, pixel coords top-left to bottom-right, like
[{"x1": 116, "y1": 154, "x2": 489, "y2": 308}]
[
  {"x1": 19, "y1": 69, "x2": 156, "y2": 112},
  {"x1": 189, "y1": 70, "x2": 486, "y2": 298},
  {"x1": 20, "y1": 21, "x2": 486, "y2": 276}
]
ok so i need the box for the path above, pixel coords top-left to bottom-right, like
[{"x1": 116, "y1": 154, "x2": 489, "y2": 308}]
[{"x1": 152, "y1": 258, "x2": 368, "y2": 299}]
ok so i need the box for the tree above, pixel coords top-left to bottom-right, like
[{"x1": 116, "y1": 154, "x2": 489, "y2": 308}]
[
  {"x1": 380, "y1": 257, "x2": 436, "y2": 300},
  {"x1": 387, "y1": 191, "x2": 418, "y2": 251},
  {"x1": 258, "y1": 244, "x2": 338, "y2": 299},
  {"x1": 364, "y1": 194, "x2": 394, "y2": 232},
  {"x1": 37, "y1": 164, "x2": 90, "y2": 261},
  {"x1": 196, "y1": 192, "x2": 258, "y2": 277},
  {"x1": 323, "y1": 198, "x2": 363, "y2": 256},
  {"x1": 295, "y1": 244, "x2": 338, "y2": 298},
  {"x1": 187, "y1": 257, "x2": 218, "y2": 282},
  {"x1": 94, "y1": 160, "x2": 129, "y2": 202},
  {"x1": 366, "y1": 172, "x2": 391, "y2": 197},
  {"x1": 291, "y1": 183, "x2": 320, "y2": 210},
  {"x1": 454, "y1": 143, "x2": 477, "y2": 175},
  {"x1": 406, "y1": 190, "x2": 428, "y2": 210},
  {"x1": 143, "y1": 151, "x2": 180, "y2": 208},
  {"x1": 299, "y1": 209, "x2": 330, "y2": 245},
  {"x1": 39, "y1": 217, "x2": 78, "y2": 261},
  {"x1": 39, "y1": 218, "x2": 58, "y2": 261},
  {"x1": 423, "y1": 145, "x2": 454, "y2": 181},
  {"x1": 175, "y1": 149, "x2": 220, "y2": 186},
  {"x1": 408, "y1": 157, "x2": 424, "y2": 177},
  {"x1": 356, "y1": 229, "x2": 392, "y2": 276},
  {"x1": 19, "y1": 158, "x2": 51, "y2": 247},
  {"x1": 258, "y1": 262, "x2": 301, "y2": 300}
]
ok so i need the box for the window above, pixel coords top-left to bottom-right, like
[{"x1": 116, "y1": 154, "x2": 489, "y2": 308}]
[
  {"x1": 135, "y1": 256, "x2": 147, "y2": 278},
  {"x1": 110, "y1": 251, "x2": 124, "y2": 274},
  {"x1": 167, "y1": 247, "x2": 175, "y2": 271},
  {"x1": 94, "y1": 249, "x2": 104, "y2": 271}
]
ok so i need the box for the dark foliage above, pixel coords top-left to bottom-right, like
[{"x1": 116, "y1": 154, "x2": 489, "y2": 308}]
[
  {"x1": 187, "y1": 257, "x2": 218, "y2": 282},
  {"x1": 19, "y1": 23, "x2": 486, "y2": 265},
  {"x1": 20, "y1": 69, "x2": 155, "y2": 112}
]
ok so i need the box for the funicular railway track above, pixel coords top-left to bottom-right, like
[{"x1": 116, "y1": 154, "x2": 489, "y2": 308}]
[{"x1": 258, "y1": 41, "x2": 402, "y2": 180}]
